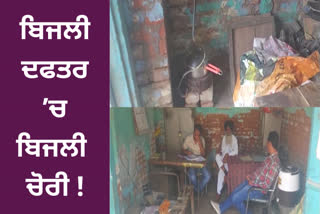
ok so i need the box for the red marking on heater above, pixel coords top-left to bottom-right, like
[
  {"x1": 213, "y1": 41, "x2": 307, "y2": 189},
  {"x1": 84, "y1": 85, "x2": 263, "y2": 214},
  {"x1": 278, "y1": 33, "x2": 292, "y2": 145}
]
[{"x1": 205, "y1": 63, "x2": 223, "y2": 75}]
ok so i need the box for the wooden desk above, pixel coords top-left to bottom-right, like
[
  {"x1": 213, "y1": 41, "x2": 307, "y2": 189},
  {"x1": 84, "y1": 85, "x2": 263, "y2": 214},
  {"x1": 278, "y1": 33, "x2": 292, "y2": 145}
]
[
  {"x1": 149, "y1": 154, "x2": 206, "y2": 190},
  {"x1": 149, "y1": 172, "x2": 195, "y2": 214},
  {"x1": 254, "y1": 82, "x2": 320, "y2": 107},
  {"x1": 149, "y1": 153, "x2": 206, "y2": 210},
  {"x1": 149, "y1": 154, "x2": 206, "y2": 169}
]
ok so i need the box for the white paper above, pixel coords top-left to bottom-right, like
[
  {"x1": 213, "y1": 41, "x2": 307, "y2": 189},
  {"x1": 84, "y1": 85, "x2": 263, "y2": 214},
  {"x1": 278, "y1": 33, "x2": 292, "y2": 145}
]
[{"x1": 185, "y1": 154, "x2": 206, "y2": 162}]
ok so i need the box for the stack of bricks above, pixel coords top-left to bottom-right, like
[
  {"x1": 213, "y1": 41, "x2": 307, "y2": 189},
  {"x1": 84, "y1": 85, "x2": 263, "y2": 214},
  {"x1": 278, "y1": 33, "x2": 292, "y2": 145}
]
[
  {"x1": 280, "y1": 109, "x2": 311, "y2": 172},
  {"x1": 127, "y1": 0, "x2": 172, "y2": 107},
  {"x1": 185, "y1": 85, "x2": 214, "y2": 107},
  {"x1": 194, "y1": 109, "x2": 263, "y2": 155}
]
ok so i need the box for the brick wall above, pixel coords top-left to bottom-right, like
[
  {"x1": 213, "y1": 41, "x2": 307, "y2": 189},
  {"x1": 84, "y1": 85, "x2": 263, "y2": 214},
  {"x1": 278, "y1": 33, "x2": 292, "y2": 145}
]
[
  {"x1": 194, "y1": 109, "x2": 263, "y2": 154},
  {"x1": 163, "y1": 0, "x2": 303, "y2": 58},
  {"x1": 125, "y1": 0, "x2": 172, "y2": 107},
  {"x1": 280, "y1": 109, "x2": 311, "y2": 172}
]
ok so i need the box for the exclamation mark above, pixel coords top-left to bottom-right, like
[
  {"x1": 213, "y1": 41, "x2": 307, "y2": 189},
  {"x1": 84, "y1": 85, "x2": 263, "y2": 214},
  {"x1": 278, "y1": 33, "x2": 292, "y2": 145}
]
[{"x1": 78, "y1": 176, "x2": 83, "y2": 197}]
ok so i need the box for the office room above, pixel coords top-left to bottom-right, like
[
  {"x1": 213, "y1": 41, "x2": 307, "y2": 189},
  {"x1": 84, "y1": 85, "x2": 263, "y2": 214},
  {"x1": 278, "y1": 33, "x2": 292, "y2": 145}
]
[{"x1": 110, "y1": 107, "x2": 320, "y2": 214}]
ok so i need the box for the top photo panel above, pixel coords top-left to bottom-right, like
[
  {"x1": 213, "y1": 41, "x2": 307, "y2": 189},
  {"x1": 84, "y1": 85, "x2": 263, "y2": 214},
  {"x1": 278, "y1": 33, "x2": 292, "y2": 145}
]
[{"x1": 110, "y1": 0, "x2": 320, "y2": 107}]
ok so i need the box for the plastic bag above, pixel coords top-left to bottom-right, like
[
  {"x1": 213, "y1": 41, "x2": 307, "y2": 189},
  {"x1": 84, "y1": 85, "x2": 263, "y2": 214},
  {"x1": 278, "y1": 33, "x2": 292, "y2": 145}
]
[
  {"x1": 254, "y1": 36, "x2": 297, "y2": 64},
  {"x1": 234, "y1": 36, "x2": 299, "y2": 106},
  {"x1": 256, "y1": 51, "x2": 320, "y2": 97},
  {"x1": 234, "y1": 80, "x2": 259, "y2": 107}
]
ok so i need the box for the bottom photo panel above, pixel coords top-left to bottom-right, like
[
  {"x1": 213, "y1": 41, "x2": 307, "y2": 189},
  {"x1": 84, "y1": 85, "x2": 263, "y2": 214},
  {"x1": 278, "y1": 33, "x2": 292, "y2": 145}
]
[{"x1": 110, "y1": 107, "x2": 320, "y2": 214}]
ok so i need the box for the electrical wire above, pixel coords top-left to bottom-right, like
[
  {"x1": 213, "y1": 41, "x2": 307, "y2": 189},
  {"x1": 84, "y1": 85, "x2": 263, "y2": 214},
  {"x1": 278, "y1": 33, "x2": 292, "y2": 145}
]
[
  {"x1": 177, "y1": 69, "x2": 193, "y2": 98},
  {"x1": 192, "y1": 0, "x2": 196, "y2": 41}
]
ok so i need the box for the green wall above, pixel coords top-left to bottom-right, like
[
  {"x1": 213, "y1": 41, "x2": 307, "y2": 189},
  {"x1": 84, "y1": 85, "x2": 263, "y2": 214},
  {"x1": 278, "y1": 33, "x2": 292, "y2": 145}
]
[
  {"x1": 195, "y1": 107, "x2": 258, "y2": 118},
  {"x1": 110, "y1": 108, "x2": 164, "y2": 214}
]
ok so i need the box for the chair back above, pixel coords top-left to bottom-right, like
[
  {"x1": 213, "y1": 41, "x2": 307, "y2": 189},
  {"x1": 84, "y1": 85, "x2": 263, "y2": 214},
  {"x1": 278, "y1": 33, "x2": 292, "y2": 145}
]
[
  {"x1": 245, "y1": 170, "x2": 280, "y2": 214},
  {"x1": 268, "y1": 171, "x2": 280, "y2": 201}
]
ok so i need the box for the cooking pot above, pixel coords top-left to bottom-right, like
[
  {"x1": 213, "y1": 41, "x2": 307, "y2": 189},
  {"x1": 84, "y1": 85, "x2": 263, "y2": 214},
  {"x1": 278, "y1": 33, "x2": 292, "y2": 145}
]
[{"x1": 184, "y1": 0, "x2": 208, "y2": 79}]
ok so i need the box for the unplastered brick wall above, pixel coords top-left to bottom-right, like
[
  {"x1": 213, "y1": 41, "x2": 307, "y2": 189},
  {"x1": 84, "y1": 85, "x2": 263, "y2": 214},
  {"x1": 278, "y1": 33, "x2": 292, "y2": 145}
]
[
  {"x1": 125, "y1": 0, "x2": 172, "y2": 107},
  {"x1": 280, "y1": 109, "x2": 311, "y2": 172},
  {"x1": 163, "y1": 0, "x2": 302, "y2": 58},
  {"x1": 194, "y1": 109, "x2": 263, "y2": 154}
]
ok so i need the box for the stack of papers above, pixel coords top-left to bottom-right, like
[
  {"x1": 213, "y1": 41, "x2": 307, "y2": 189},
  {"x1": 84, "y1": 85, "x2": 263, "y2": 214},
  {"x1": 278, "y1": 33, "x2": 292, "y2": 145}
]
[{"x1": 179, "y1": 154, "x2": 206, "y2": 162}]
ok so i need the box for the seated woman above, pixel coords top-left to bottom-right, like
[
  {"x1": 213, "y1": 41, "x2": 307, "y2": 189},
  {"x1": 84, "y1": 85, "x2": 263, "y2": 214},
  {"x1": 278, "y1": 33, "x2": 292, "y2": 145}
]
[
  {"x1": 210, "y1": 131, "x2": 280, "y2": 214},
  {"x1": 215, "y1": 120, "x2": 238, "y2": 201}
]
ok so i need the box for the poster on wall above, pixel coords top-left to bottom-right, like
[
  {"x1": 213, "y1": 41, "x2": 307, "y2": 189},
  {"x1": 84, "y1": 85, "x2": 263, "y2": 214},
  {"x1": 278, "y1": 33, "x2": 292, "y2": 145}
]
[{"x1": 133, "y1": 108, "x2": 150, "y2": 135}]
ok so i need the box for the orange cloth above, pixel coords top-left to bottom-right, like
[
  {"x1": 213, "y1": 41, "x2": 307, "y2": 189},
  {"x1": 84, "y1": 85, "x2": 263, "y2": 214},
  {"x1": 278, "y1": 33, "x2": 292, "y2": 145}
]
[
  {"x1": 256, "y1": 51, "x2": 320, "y2": 96},
  {"x1": 159, "y1": 200, "x2": 170, "y2": 214}
]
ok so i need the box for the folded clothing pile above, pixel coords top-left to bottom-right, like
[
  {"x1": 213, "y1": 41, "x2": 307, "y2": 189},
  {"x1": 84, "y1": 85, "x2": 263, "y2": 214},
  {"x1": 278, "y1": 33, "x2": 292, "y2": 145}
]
[
  {"x1": 234, "y1": 36, "x2": 298, "y2": 106},
  {"x1": 234, "y1": 35, "x2": 320, "y2": 106},
  {"x1": 256, "y1": 51, "x2": 320, "y2": 96}
]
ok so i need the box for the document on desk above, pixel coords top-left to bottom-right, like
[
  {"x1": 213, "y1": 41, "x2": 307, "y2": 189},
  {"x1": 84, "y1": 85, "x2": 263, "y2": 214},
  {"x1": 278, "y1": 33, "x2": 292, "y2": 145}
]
[{"x1": 183, "y1": 154, "x2": 206, "y2": 162}]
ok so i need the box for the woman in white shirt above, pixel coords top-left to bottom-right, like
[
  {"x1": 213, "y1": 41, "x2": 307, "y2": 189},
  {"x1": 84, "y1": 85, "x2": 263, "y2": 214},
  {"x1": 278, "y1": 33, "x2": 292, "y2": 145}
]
[{"x1": 215, "y1": 120, "x2": 238, "y2": 201}]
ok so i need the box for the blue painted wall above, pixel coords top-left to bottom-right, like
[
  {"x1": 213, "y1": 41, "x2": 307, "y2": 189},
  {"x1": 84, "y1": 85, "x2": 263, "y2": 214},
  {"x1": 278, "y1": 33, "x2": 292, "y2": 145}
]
[
  {"x1": 304, "y1": 108, "x2": 320, "y2": 214},
  {"x1": 110, "y1": 0, "x2": 141, "y2": 107}
]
